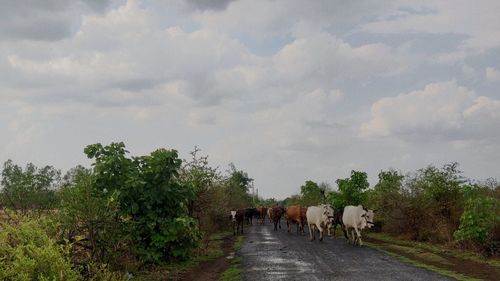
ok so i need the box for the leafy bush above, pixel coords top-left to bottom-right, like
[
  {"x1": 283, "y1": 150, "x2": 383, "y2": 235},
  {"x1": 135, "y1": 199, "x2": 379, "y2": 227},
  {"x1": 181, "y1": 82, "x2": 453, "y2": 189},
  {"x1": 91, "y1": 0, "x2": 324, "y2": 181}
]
[
  {"x1": 454, "y1": 185, "x2": 500, "y2": 255},
  {"x1": 0, "y1": 216, "x2": 80, "y2": 281},
  {"x1": 58, "y1": 166, "x2": 124, "y2": 267},
  {"x1": 84, "y1": 142, "x2": 201, "y2": 263}
]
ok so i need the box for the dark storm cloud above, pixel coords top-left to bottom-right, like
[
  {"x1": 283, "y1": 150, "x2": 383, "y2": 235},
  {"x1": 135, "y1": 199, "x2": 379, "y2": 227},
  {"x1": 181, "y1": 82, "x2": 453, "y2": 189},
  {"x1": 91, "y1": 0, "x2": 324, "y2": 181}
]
[
  {"x1": 185, "y1": 0, "x2": 237, "y2": 11},
  {"x1": 0, "y1": 0, "x2": 112, "y2": 41}
]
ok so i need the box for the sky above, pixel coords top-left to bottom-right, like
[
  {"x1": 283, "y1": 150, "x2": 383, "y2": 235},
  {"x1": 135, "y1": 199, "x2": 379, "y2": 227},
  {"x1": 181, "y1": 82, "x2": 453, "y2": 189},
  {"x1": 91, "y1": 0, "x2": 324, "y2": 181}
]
[{"x1": 1, "y1": 0, "x2": 500, "y2": 199}]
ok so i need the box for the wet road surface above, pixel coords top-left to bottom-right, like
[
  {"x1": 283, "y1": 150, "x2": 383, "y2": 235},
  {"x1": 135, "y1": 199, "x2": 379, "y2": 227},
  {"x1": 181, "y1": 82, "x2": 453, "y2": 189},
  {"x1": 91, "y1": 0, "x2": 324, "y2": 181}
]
[{"x1": 240, "y1": 222, "x2": 455, "y2": 281}]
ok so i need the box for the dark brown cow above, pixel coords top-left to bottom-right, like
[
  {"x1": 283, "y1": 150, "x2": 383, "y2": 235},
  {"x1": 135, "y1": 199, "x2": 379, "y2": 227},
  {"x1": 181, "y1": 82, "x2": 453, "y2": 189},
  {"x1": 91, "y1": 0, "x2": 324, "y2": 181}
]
[
  {"x1": 245, "y1": 208, "x2": 258, "y2": 225},
  {"x1": 230, "y1": 209, "x2": 245, "y2": 235},
  {"x1": 269, "y1": 206, "x2": 286, "y2": 231},
  {"x1": 301, "y1": 207, "x2": 307, "y2": 225},
  {"x1": 256, "y1": 207, "x2": 268, "y2": 225},
  {"x1": 329, "y1": 208, "x2": 344, "y2": 237},
  {"x1": 286, "y1": 205, "x2": 306, "y2": 234}
]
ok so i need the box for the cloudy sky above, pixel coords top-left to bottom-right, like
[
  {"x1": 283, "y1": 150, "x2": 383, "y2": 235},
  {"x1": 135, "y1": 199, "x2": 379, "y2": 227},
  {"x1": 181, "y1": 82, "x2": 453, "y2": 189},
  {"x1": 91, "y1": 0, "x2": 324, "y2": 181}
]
[{"x1": 1, "y1": 0, "x2": 500, "y2": 199}]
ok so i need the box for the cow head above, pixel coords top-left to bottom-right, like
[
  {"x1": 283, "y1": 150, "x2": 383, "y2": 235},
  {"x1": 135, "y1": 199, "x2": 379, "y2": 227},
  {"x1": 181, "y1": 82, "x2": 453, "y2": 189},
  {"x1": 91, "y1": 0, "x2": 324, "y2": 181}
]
[
  {"x1": 361, "y1": 209, "x2": 375, "y2": 228},
  {"x1": 230, "y1": 211, "x2": 237, "y2": 222},
  {"x1": 321, "y1": 204, "x2": 335, "y2": 224}
]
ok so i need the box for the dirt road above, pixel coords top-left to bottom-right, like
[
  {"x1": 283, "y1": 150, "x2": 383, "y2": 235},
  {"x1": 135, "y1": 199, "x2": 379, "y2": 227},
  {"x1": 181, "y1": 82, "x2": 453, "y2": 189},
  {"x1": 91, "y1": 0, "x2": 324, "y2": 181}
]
[{"x1": 240, "y1": 222, "x2": 455, "y2": 281}]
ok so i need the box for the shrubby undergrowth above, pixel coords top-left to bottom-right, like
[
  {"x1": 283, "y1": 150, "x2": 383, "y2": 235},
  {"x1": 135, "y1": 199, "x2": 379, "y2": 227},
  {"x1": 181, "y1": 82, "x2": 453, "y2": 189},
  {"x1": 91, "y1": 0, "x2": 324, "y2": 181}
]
[
  {"x1": 282, "y1": 163, "x2": 499, "y2": 256},
  {"x1": 0, "y1": 142, "x2": 259, "y2": 279},
  {"x1": 0, "y1": 215, "x2": 80, "y2": 281}
]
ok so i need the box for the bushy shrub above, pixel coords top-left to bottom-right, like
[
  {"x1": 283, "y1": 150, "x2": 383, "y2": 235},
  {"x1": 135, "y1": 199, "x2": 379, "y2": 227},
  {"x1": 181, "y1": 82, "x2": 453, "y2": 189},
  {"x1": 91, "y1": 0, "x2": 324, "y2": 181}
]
[
  {"x1": 84, "y1": 143, "x2": 201, "y2": 263},
  {"x1": 454, "y1": 185, "x2": 500, "y2": 255},
  {"x1": 0, "y1": 216, "x2": 80, "y2": 281},
  {"x1": 58, "y1": 166, "x2": 124, "y2": 267}
]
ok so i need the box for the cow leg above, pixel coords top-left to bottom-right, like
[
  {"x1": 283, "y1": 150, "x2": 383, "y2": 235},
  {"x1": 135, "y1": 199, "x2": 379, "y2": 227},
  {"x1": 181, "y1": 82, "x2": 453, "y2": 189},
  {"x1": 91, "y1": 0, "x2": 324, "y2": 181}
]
[
  {"x1": 343, "y1": 226, "x2": 349, "y2": 241},
  {"x1": 351, "y1": 229, "x2": 358, "y2": 244},
  {"x1": 308, "y1": 224, "x2": 314, "y2": 241},
  {"x1": 287, "y1": 219, "x2": 290, "y2": 233},
  {"x1": 318, "y1": 225, "x2": 324, "y2": 242},
  {"x1": 233, "y1": 221, "x2": 236, "y2": 236},
  {"x1": 279, "y1": 218, "x2": 281, "y2": 229},
  {"x1": 354, "y1": 227, "x2": 362, "y2": 246}
]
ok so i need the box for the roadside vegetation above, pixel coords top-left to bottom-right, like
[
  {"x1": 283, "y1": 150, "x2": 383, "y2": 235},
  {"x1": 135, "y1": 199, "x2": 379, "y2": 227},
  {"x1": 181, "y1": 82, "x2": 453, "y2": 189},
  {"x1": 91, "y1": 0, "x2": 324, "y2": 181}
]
[
  {"x1": 282, "y1": 164, "x2": 499, "y2": 279},
  {"x1": 0, "y1": 143, "x2": 258, "y2": 280},
  {"x1": 0, "y1": 142, "x2": 498, "y2": 280}
]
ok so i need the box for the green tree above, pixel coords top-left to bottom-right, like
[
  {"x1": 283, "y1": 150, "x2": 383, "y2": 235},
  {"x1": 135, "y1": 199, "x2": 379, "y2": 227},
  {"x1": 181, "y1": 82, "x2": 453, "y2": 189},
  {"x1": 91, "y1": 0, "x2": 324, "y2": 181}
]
[
  {"x1": 84, "y1": 142, "x2": 200, "y2": 263},
  {"x1": 300, "y1": 180, "x2": 326, "y2": 206},
  {"x1": 224, "y1": 163, "x2": 253, "y2": 209},
  {"x1": 283, "y1": 194, "x2": 302, "y2": 207},
  {"x1": 334, "y1": 170, "x2": 370, "y2": 207},
  {"x1": 180, "y1": 147, "x2": 222, "y2": 224},
  {"x1": 1, "y1": 160, "x2": 61, "y2": 213},
  {"x1": 369, "y1": 169, "x2": 403, "y2": 209}
]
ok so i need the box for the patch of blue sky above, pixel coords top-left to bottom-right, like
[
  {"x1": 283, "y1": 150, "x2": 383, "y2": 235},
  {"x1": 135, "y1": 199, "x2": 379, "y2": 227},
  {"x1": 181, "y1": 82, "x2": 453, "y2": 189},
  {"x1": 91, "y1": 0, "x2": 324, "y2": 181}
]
[{"x1": 235, "y1": 33, "x2": 295, "y2": 57}]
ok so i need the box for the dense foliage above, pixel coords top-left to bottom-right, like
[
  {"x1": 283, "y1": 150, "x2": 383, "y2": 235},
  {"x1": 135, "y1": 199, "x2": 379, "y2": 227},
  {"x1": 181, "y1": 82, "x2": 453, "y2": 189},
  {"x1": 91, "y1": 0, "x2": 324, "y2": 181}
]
[
  {"x1": 366, "y1": 164, "x2": 499, "y2": 255},
  {"x1": 84, "y1": 142, "x2": 201, "y2": 263},
  {"x1": 0, "y1": 216, "x2": 79, "y2": 281},
  {"x1": 327, "y1": 170, "x2": 370, "y2": 209},
  {"x1": 1, "y1": 145, "x2": 499, "y2": 280}
]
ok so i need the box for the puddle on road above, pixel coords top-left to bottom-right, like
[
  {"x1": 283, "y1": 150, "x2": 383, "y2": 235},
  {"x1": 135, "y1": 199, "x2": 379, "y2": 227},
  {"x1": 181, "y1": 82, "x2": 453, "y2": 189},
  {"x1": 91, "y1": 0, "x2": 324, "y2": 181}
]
[
  {"x1": 246, "y1": 225, "x2": 319, "y2": 279},
  {"x1": 259, "y1": 241, "x2": 280, "y2": 245}
]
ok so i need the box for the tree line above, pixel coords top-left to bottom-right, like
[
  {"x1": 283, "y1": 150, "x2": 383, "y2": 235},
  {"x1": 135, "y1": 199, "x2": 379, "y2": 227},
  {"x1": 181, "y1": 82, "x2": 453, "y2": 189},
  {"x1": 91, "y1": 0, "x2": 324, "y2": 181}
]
[
  {"x1": 0, "y1": 143, "x2": 264, "y2": 280},
  {"x1": 0, "y1": 142, "x2": 499, "y2": 280},
  {"x1": 282, "y1": 164, "x2": 499, "y2": 256}
]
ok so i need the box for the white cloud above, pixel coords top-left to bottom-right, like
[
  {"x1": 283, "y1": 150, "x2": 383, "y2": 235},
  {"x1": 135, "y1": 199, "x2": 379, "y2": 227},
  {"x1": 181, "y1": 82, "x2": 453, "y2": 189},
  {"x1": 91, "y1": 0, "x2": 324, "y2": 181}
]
[
  {"x1": 2, "y1": 0, "x2": 500, "y2": 199},
  {"x1": 486, "y1": 67, "x2": 500, "y2": 82},
  {"x1": 361, "y1": 81, "x2": 500, "y2": 140}
]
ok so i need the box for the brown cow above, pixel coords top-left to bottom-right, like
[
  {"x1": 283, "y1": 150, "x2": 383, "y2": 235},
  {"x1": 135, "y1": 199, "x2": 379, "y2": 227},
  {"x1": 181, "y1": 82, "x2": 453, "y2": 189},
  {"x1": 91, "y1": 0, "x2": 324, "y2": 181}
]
[
  {"x1": 269, "y1": 206, "x2": 286, "y2": 231},
  {"x1": 286, "y1": 205, "x2": 306, "y2": 234},
  {"x1": 256, "y1": 207, "x2": 268, "y2": 225},
  {"x1": 230, "y1": 209, "x2": 245, "y2": 235},
  {"x1": 301, "y1": 207, "x2": 307, "y2": 224}
]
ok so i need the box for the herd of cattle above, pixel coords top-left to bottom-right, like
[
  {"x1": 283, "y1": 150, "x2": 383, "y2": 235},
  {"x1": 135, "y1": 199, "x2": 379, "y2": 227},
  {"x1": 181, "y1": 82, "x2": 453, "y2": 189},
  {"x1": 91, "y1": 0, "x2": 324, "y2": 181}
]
[{"x1": 230, "y1": 204, "x2": 375, "y2": 246}]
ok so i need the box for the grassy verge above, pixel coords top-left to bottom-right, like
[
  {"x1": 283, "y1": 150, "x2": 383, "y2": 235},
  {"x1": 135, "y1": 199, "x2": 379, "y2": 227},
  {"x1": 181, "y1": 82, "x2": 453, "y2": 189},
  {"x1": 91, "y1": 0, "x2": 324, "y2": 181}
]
[
  {"x1": 366, "y1": 232, "x2": 500, "y2": 268},
  {"x1": 134, "y1": 231, "x2": 232, "y2": 281},
  {"x1": 364, "y1": 232, "x2": 500, "y2": 281},
  {"x1": 219, "y1": 235, "x2": 245, "y2": 281},
  {"x1": 365, "y1": 241, "x2": 480, "y2": 281}
]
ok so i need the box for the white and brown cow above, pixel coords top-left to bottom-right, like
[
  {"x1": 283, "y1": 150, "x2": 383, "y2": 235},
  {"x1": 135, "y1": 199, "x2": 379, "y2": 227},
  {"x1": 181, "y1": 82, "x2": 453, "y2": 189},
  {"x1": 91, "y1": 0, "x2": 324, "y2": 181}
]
[{"x1": 230, "y1": 209, "x2": 246, "y2": 236}]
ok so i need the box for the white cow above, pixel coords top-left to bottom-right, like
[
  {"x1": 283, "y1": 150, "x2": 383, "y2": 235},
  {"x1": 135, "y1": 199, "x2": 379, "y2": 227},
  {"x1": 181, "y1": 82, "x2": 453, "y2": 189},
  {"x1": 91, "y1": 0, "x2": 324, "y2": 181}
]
[
  {"x1": 342, "y1": 205, "x2": 375, "y2": 246},
  {"x1": 306, "y1": 204, "x2": 334, "y2": 241}
]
